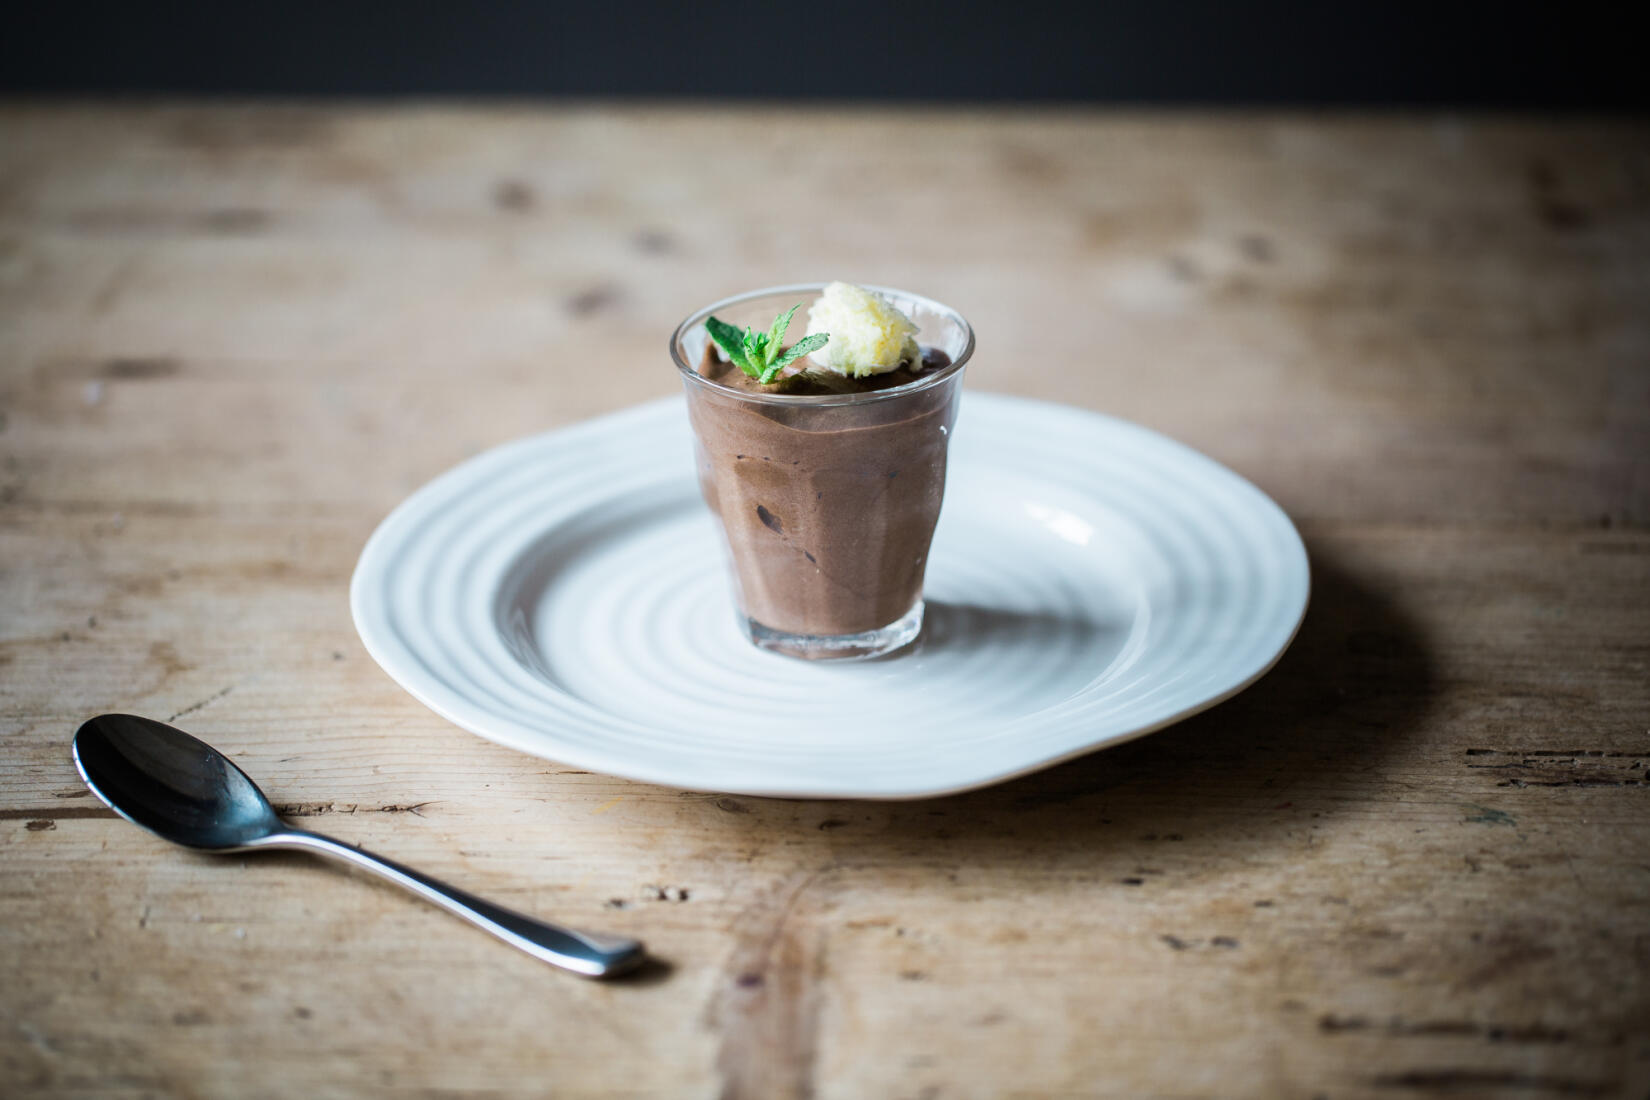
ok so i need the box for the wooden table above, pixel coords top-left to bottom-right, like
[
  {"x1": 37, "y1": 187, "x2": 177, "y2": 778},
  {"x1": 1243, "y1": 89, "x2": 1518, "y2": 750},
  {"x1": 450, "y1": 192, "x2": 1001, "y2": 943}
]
[{"x1": 2, "y1": 104, "x2": 1646, "y2": 1098}]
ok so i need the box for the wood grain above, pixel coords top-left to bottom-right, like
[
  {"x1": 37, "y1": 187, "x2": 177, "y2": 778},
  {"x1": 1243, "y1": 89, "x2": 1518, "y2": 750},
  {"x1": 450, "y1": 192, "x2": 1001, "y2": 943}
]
[{"x1": 2, "y1": 103, "x2": 1647, "y2": 1099}]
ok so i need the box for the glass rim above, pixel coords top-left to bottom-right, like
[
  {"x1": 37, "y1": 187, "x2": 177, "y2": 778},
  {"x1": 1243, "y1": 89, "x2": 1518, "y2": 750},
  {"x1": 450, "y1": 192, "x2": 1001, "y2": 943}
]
[{"x1": 670, "y1": 282, "x2": 974, "y2": 407}]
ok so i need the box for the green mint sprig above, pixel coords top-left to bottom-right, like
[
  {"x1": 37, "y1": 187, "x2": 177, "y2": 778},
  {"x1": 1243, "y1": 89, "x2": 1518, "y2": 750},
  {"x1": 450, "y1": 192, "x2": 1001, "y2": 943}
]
[{"x1": 705, "y1": 305, "x2": 829, "y2": 385}]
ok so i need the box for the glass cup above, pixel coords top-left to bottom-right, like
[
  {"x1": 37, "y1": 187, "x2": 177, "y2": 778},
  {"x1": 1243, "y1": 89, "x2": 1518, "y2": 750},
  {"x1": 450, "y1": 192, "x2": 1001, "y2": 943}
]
[{"x1": 672, "y1": 284, "x2": 974, "y2": 659}]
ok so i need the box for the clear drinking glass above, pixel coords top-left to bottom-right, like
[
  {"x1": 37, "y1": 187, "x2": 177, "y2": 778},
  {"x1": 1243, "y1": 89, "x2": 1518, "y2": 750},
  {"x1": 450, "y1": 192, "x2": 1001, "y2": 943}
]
[{"x1": 672, "y1": 285, "x2": 974, "y2": 659}]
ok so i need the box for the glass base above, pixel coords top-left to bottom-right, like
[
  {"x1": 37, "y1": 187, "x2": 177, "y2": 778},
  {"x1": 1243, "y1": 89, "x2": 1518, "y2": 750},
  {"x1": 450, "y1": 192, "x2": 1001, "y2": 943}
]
[{"x1": 743, "y1": 600, "x2": 924, "y2": 661}]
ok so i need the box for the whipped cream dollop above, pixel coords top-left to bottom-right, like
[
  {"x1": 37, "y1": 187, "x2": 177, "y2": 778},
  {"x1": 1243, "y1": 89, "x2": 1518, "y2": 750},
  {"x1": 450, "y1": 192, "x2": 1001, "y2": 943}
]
[{"x1": 803, "y1": 282, "x2": 921, "y2": 378}]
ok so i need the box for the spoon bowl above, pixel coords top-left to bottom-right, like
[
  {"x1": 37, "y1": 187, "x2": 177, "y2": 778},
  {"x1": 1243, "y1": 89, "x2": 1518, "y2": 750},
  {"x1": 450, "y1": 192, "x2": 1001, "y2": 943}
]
[
  {"x1": 73, "y1": 714, "x2": 281, "y2": 849},
  {"x1": 72, "y1": 713, "x2": 645, "y2": 979}
]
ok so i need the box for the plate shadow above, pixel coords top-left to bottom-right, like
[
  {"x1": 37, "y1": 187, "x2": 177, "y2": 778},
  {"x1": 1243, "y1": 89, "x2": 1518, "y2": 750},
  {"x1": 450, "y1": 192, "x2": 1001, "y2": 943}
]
[{"x1": 688, "y1": 540, "x2": 1437, "y2": 871}]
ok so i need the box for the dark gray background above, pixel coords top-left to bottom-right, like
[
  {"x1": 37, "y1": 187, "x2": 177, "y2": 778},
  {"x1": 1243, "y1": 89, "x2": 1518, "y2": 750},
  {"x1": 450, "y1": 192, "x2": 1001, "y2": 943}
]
[{"x1": 2, "y1": 0, "x2": 1642, "y2": 107}]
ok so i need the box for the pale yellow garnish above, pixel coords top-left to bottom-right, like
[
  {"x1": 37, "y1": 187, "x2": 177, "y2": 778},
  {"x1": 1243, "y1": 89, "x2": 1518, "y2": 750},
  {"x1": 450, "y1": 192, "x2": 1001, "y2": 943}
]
[{"x1": 803, "y1": 282, "x2": 921, "y2": 378}]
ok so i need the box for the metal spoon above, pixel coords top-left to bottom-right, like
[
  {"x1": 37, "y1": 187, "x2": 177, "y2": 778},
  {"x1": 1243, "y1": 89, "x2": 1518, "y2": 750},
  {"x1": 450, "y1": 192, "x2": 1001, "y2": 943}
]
[{"x1": 71, "y1": 713, "x2": 645, "y2": 978}]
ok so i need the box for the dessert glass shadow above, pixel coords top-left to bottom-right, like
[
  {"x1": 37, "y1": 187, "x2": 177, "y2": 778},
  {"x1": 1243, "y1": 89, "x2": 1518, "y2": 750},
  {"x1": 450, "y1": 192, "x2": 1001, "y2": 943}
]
[{"x1": 672, "y1": 284, "x2": 974, "y2": 659}]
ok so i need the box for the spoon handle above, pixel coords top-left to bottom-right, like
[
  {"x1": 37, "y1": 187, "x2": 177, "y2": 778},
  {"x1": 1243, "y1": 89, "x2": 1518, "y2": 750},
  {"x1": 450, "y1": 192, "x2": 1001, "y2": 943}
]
[{"x1": 255, "y1": 829, "x2": 645, "y2": 978}]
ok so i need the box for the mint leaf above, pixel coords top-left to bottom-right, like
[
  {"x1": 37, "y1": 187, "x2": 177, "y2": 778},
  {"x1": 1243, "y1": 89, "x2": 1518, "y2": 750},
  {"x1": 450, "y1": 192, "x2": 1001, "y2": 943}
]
[
  {"x1": 769, "y1": 332, "x2": 829, "y2": 375},
  {"x1": 705, "y1": 315, "x2": 757, "y2": 376},
  {"x1": 764, "y1": 304, "x2": 802, "y2": 367},
  {"x1": 708, "y1": 308, "x2": 829, "y2": 385}
]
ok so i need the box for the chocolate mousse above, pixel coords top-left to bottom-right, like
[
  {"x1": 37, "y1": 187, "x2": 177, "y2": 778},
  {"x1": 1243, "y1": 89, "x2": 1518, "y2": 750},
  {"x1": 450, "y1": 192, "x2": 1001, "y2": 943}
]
[
  {"x1": 697, "y1": 344, "x2": 953, "y2": 396},
  {"x1": 686, "y1": 344, "x2": 959, "y2": 639}
]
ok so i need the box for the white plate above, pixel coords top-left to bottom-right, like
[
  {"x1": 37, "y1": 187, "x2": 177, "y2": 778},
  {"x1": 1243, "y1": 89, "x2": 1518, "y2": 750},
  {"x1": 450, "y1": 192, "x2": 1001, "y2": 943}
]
[{"x1": 351, "y1": 393, "x2": 1308, "y2": 799}]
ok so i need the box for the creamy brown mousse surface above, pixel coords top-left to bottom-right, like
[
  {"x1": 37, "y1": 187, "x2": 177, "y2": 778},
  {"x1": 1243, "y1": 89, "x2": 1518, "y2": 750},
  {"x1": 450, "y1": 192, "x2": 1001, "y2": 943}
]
[{"x1": 689, "y1": 345, "x2": 957, "y2": 636}]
